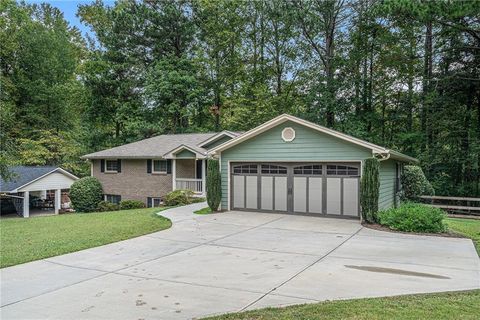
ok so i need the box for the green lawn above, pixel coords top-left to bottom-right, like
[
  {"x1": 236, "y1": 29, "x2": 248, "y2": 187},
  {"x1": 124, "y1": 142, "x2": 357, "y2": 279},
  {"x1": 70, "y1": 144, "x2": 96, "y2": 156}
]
[
  {"x1": 0, "y1": 207, "x2": 171, "y2": 268},
  {"x1": 205, "y1": 290, "x2": 480, "y2": 320},
  {"x1": 446, "y1": 217, "x2": 480, "y2": 254},
  {"x1": 194, "y1": 207, "x2": 213, "y2": 215}
]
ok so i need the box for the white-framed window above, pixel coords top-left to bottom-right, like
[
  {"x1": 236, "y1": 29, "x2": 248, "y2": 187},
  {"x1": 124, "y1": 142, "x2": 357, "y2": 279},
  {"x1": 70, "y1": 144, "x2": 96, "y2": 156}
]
[
  {"x1": 148, "y1": 197, "x2": 163, "y2": 207},
  {"x1": 152, "y1": 160, "x2": 167, "y2": 173},
  {"x1": 105, "y1": 160, "x2": 118, "y2": 173},
  {"x1": 105, "y1": 194, "x2": 121, "y2": 204},
  {"x1": 152, "y1": 197, "x2": 163, "y2": 207}
]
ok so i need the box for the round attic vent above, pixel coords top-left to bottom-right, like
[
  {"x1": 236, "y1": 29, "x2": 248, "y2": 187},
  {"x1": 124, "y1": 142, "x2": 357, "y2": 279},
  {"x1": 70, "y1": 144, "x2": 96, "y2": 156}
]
[{"x1": 282, "y1": 127, "x2": 295, "y2": 142}]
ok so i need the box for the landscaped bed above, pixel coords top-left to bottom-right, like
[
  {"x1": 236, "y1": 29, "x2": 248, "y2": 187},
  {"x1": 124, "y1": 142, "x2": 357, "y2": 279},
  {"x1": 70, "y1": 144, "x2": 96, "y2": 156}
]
[
  {"x1": 204, "y1": 290, "x2": 480, "y2": 320},
  {"x1": 0, "y1": 207, "x2": 171, "y2": 268}
]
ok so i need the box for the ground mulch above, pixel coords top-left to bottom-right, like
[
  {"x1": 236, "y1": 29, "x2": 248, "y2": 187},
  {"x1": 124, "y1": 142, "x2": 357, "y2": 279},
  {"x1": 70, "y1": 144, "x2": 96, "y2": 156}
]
[{"x1": 362, "y1": 223, "x2": 467, "y2": 239}]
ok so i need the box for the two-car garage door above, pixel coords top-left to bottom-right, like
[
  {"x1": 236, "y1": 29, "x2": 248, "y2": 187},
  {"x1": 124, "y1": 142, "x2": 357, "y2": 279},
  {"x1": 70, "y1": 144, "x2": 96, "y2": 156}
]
[{"x1": 231, "y1": 162, "x2": 360, "y2": 218}]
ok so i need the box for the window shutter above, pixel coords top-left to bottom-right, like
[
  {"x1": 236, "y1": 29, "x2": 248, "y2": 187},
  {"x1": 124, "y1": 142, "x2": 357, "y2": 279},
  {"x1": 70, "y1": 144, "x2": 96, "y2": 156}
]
[
  {"x1": 147, "y1": 197, "x2": 152, "y2": 208},
  {"x1": 166, "y1": 159, "x2": 172, "y2": 174},
  {"x1": 100, "y1": 159, "x2": 105, "y2": 173},
  {"x1": 117, "y1": 159, "x2": 122, "y2": 173},
  {"x1": 147, "y1": 159, "x2": 152, "y2": 173}
]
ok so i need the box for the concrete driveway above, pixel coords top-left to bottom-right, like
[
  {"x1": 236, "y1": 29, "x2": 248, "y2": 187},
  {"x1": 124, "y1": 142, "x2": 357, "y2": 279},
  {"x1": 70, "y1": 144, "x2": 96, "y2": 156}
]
[{"x1": 1, "y1": 203, "x2": 479, "y2": 319}]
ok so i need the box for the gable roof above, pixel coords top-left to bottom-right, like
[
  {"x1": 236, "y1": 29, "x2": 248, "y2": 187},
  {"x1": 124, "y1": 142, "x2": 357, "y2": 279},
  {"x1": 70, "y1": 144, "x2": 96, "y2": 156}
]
[
  {"x1": 163, "y1": 144, "x2": 206, "y2": 159},
  {"x1": 209, "y1": 114, "x2": 418, "y2": 163},
  {"x1": 82, "y1": 133, "x2": 217, "y2": 160},
  {"x1": 198, "y1": 131, "x2": 239, "y2": 148},
  {"x1": 0, "y1": 166, "x2": 79, "y2": 193}
]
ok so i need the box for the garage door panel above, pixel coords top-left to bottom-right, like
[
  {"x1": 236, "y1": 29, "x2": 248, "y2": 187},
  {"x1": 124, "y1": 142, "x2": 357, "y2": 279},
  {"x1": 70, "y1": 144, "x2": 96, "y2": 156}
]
[
  {"x1": 293, "y1": 177, "x2": 307, "y2": 213},
  {"x1": 233, "y1": 175, "x2": 245, "y2": 209},
  {"x1": 308, "y1": 177, "x2": 322, "y2": 214},
  {"x1": 261, "y1": 176, "x2": 273, "y2": 210},
  {"x1": 231, "y1": 162, "x2": 359, "y2": 218},
  {"x1": 343, "y1": 178, "x2": 358, "y2": 216},
  {"x1": 326, "y1": 178, "x2": 341, "y2": 215},
  {"x1": 274, "y1": 177, "x2": 287, "y2": 211},
  {"x1": 246, "y1": 176, "x2": 258, "y2": 209}
]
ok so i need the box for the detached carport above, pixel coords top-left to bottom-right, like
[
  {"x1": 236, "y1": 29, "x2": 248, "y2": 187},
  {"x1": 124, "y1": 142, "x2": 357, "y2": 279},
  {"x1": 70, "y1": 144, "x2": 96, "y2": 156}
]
[{"x1": 0, "y1": 166, "x2": 79, "y2": 218}]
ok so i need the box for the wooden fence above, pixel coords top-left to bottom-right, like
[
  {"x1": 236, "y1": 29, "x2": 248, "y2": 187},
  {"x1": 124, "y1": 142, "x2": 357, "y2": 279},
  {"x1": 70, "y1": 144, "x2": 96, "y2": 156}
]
[{"x1": 420, "y1": 195, "x2": 480, "y2": 216}]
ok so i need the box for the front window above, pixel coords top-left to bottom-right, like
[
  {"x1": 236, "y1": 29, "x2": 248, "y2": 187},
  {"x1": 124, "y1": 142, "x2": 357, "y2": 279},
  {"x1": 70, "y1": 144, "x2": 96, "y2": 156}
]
[
  {"x1": 152, "y1": 198, "x2": 163, "y2": 207},
  {"x1": 105, "y1": 160, "x2": 118, "y2": 172},
  {"x1": 153, "y1": 160, "x2": 167, "y2": 173},
  {"x1": 105, "y1": 194, "x2": 121, "y2": 204}
]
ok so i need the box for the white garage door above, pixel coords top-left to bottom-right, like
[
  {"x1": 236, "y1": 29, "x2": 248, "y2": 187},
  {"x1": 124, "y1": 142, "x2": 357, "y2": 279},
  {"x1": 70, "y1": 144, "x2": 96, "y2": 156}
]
[{"x1": 231, "y1": 163, "x2": 360, "y2": 218}]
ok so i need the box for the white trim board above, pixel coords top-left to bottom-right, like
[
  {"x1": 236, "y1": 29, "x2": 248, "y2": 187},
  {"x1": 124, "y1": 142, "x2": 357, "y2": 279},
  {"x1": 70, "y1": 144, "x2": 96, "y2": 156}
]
[{"x1": 12, "y1": 168, "x2": 79, "y2": 193}]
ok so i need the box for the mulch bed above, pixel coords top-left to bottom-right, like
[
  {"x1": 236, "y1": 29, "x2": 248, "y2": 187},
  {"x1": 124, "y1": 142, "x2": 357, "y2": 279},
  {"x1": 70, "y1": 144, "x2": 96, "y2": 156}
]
[{"x1": 362, "y1": 223, "x2": 467, "y2": 239}]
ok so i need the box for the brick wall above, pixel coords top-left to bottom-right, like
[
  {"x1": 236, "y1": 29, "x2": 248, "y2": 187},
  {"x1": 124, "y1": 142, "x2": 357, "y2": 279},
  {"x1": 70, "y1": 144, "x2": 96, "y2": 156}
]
[
  {"x1": 92, "y1": 159, "x2": 173, "y2": 204},
  {"x1": 176, "y1": 159, "x2": 196, "y2": 178}
]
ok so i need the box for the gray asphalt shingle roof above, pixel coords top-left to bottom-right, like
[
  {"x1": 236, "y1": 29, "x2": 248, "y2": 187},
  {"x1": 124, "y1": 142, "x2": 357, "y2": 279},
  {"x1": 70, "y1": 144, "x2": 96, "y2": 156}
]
[
  {"x1": 0, "y1": 166, "x2": 58, "y2": 192},
  {"x1": 81, "y1": 133, "x2": 219, "y2": 159}
]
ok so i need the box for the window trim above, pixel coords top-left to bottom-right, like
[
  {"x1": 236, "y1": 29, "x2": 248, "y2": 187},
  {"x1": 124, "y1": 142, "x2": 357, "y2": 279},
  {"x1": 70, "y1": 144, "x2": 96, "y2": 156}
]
[
  {"x1": 105, "y1": 160, "x2": 119, "y2": 173},
  {"x1": 151, "y1": 197, "x2": 163, "y2": 207},
  {"x1": 104, "y1": 194, "x2": 121, "y2": 204},
  {"x1": 152, "y1": 159, "x2": 168, "y2": 174},
  {"x1": 326, "y1": 164, "x2": 359, "y2": 177}
]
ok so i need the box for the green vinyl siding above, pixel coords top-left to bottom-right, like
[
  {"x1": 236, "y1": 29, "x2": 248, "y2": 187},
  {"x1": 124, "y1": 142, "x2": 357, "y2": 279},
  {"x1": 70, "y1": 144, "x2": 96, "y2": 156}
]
[
  {"x1": 378, "y1": 159, "x2": 396, "y2": 210},
  {"x1": 220, "y1": 121, "x2": 373, "y2": 209},
  {"x1": 204, "y1": 135, "x2": 233, "y2": 149},
  {"x1": 175, "y1": 149, "x2": 196, "y2": 158}
]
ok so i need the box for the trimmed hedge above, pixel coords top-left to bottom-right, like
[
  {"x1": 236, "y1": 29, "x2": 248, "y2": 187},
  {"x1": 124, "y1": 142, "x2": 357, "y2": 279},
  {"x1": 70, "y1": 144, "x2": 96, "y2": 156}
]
[
  {"x1": 164, "y1": 189, "x2": 194, "y2": 206},
  {"x1": 70, "y1": 177, "x2": 103, "y2": 212},
  {"x1": 378, "y1": 202, "x2": 446, "y2": 233},
  {"x1": 360, "y1": 158, "x2": 380, "y2": 223},
  {"x1": 119, "y1": 199, "x2": 145, "y2": 210},
  {"x1": 402, "y1": 165, "x2": 434, "y2": 201},
  {"x1": 206, "y1": 159, "x2": 221, "y2": 211}
]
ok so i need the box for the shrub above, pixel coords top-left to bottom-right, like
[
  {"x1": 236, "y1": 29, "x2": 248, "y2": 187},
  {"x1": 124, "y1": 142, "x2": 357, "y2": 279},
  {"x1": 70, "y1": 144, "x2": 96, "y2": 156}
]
[
  {"x1": 402, "y1": 165, "x2": 435, "y2": 201},
  {"x1": 119, "y1": 199, "x2": 145, "y2": 210},
  {"x1": 70, "y1": 177, "x2": 103, "y2": 212},
  {"x1": 360, "y1": 158, "x2": 380, "y2": 223},
  {"x1": 164, "y1": 189, "x2": 194, "y2": 206},
  {"x1": 206, "y1": 159, "x2": 221, "y2": 211},
  {"x1": 378, "y1": 202, "x2": 447, "y2": 233},
  {"x1": 96, "y1": 200, "x2": 120, "y2": 212}
]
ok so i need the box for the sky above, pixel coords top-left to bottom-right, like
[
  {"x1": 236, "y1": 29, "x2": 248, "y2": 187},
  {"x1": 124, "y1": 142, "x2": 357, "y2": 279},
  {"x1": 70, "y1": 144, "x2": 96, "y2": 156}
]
[{"x1": 25, "y1": 0, "x2": 115, "y2": 38}]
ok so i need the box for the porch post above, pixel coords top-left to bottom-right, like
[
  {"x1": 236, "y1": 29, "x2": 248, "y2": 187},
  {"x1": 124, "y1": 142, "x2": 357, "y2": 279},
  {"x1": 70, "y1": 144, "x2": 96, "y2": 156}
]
[
  {"x1": 23, "y1": 191, "x2": 29, "y2": 218},
  {"x1": 54, "y1": 189, "x2": 61, "y2": 214},
  {"x1": 202, "y1": 159, "x2": 206, "y2": 196},
  {"x1": 172, "y1": 159, "x2": 176, "y2": 191}
]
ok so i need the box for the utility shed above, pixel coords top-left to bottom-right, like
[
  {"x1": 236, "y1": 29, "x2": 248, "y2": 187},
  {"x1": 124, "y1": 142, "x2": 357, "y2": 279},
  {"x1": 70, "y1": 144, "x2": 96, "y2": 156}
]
[{"x1": 0, "y1": 166, "x2": 79, "y2": 218}]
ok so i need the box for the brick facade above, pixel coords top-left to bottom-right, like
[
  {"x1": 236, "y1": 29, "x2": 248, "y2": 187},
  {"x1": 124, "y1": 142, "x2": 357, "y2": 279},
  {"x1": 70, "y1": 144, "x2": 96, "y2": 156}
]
[
  {"x1": 176, "y1": 159, "x2": 196, "y2": 178},
  {"x1": 92, "y1": 159, "x2": 173, "y2": 204}
]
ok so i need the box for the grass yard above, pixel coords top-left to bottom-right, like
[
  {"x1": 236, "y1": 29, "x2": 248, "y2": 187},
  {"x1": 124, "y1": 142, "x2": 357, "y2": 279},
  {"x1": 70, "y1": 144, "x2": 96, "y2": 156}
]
[
  {"x1": 0, "y1": 207, "x2": 171, "y2": 268},
  {"x1": 205, "y1": 290, "x2": 480, "y2": 320},
  {"x1": 194, "y1": 207, "x2": 213, "y2": 215},
  {"x1": 446, "y1": 217, "x2": 480, "y2": 254}
]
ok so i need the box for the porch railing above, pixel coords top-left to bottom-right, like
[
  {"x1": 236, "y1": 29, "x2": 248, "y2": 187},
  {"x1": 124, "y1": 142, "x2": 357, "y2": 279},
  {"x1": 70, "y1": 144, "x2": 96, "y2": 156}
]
[{"x1": 176, "y1": 178, "x2": 203, "y2": 193}]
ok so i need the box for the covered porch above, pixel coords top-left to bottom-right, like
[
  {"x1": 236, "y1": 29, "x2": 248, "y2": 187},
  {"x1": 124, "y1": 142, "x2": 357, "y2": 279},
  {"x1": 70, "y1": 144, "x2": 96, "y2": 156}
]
[{"x1": 165, "y1": 145, "x2": 207, "y2": 196}]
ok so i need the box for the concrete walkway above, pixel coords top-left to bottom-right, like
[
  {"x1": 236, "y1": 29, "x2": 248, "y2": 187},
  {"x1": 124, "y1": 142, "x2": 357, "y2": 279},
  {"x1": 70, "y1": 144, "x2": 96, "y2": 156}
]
[{"x1": 1, "y1": 202, "x2": 479, "y2": 319}]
